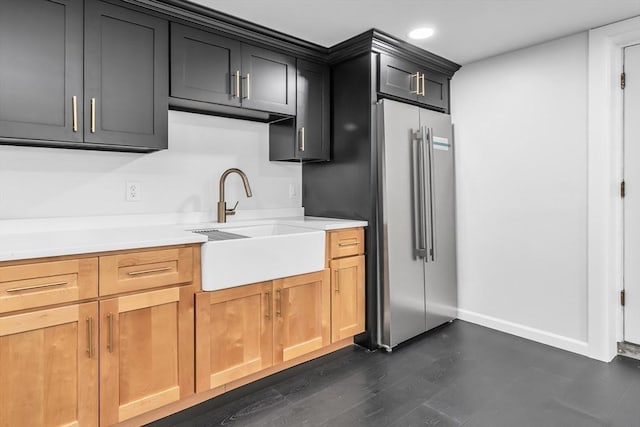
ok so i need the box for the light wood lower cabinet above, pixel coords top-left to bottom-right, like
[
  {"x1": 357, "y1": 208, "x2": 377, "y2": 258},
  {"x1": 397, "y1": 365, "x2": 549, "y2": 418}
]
[
  {"x1": 195, "y1": 281, "x2": 273, "y2": 393},
  {"x1": 274, "y1": 269, "x2": 330, "y2": 363},
  {"x1": 196, "y1": 269, "x2": 331, "y2": 392},
  {"x1": 330, "y1": 255, "x2": 365, "y2": 342},
  {"x1": 99, "y1": 285, "x2": 194, "y2": 425},
  {"x1": 0, "y1": 302, "x2": 99, "y2": 427}
]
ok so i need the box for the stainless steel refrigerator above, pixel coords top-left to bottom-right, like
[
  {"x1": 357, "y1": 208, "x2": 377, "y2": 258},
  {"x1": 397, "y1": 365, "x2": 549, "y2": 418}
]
[{"x1": 376, "y1": 99, "x2": 457, "y2": 350}]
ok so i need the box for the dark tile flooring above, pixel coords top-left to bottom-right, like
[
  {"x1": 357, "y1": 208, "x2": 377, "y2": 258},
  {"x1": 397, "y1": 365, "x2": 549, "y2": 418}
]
[{"x1": 149, "y1": 320, "x2": 640, "y2": 427}]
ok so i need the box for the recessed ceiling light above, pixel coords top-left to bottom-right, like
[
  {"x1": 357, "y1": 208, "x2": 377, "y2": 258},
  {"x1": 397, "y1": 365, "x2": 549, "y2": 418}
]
[{"x1": 408, "y1": 27, "x2": 435, "y2": 40}]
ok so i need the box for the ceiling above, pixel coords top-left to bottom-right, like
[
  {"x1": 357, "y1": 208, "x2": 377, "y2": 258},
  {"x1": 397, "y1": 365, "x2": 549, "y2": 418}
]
[{"x1": 191, "y1": 0, "x2": 640, "y2": 64}]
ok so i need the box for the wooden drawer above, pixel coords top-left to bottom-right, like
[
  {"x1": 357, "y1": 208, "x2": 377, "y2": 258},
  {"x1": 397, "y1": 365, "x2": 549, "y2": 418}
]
[
  {"x1": 99, "y1": 247, "x2": 193, "y2": 296},
  {"x1": 327, "y1": 228, "x2": 364, "y2": 260},
  {"x1": 0, "y1": 257, "x2": 98, "y2": 314}
]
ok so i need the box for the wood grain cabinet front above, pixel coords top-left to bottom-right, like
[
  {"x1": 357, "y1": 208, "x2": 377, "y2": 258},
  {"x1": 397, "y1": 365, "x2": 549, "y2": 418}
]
[
  {"x1": 195, "y1": 281, "x2": 273, "y2": 393},
  {"x1": 0, "y1": 302, "x2": 99, "y2": 427},
  {"x1": 99, "y1": 285, "x2": 194, "y2": 425},
  {"x1": 0, "y1": 257, "x2": 98, "y2": 314},
  {"x1": 273, "y1": 269, "x2": 331, "y2": 363},
  {"x1": 326, "y1": 227, "x2": 366, "y2": 343}
]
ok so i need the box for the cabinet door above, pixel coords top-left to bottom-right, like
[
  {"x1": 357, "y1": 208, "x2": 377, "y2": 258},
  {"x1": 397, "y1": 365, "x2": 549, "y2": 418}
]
[
  {"x1": 100, "y1": 286, "x2": 194, "y2": 425},
  {"x1": 84, "y1": 0, "x2": 168, "y2": 150},
  {"x1": 241, "y1": 44, "x2": 296, "y2": 115},
  {"x1": 417, "y1": 68, "x2": 449, "y2": 111},
  {"x1": 0, "y1": 0, "x2": 83, "y2": 143},
  {"x1": 273, "y1": 269, "x2": 330, "y2": 363},
  {"x1": 330, "y1": 255, "x2": 365, "y2": 342},
  {"x1": 296, "y1": 59, "x2": 330, "y2": 161},
  {"x1": 378, "y1": 54, "x2": 420, "y2": 103},
  {"x1": 171, "y1": 23, "x2": 242, "y2": 107},
  {"x1": 195, "y1": 282, "x2": 273, "y2": 392},
  {"x1": 0, "y1": 302, "x2": 98, "y2": 427}
]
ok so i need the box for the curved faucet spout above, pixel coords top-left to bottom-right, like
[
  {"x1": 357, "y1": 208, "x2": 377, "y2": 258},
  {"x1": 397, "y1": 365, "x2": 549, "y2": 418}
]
[{"x1": 218, "y1": 168, "x2": 253, "y2": 223}]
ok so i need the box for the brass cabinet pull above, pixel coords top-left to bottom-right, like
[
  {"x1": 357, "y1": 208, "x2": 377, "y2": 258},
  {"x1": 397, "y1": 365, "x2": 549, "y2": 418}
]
[
  {"x1": 335, "y1": 271, "x2": 340, "y2": 293},
  {"x1": 420, "y1": 74, "x2": 426, "y2": 96},
  {"x1": 245, "y1": 73, "x2": 251, "y2": 100},
  {"x1": 275, "y1": 289, "x2": 282, "y2": 317},
  {"x1": 265, "y1": 291, "x2": 272, "y2": 319},
  {"x1": 233, "y1": 70, "x2": 240, "y2": 98},
  {"x1": 127, "y1": 266, "x2": 172, "y2": 276},
  {"x1": 90, "y1": 98, "x2": 96, "y2": 133},
  {"x1": 72, "y1": 96, "x2": 78, "y2": 132},
  {"x1": 338, "y1": 240, "x2": 359, "y2": 247},
  {"x1": 6, "y1": 281, "x2": 68, "y2": 293},
  {"x1": 410, "y1": 72, "x2": 420, "y2": 94},
  {"x1": 107, "y1": 313, "x2": 114, "y2": 352},
  {"x1": 86, "y1": 317, "x2": 94, "y2": 359}
]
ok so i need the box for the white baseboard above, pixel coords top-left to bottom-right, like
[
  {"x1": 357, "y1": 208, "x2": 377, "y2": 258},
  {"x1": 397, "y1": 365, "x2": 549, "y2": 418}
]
[{"x1": 457, "y1": 308, "x2": 590, "y2": 357}]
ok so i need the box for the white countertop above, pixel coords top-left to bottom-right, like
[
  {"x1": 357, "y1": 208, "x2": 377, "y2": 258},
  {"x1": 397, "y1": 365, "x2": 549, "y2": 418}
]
[{"x1": 0, "y1": 214, "x2": 367, "y2": 262}]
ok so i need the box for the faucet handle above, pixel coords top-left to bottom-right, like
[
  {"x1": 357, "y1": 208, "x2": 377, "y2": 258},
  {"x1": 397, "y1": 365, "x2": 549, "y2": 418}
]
[{"x1": 225, "y1": 201, "x2": 239, "y2": 215}]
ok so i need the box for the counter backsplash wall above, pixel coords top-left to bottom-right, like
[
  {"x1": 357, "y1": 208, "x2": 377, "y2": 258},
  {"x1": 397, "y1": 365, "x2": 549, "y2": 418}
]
[{"x1": 0, "y1": 111, "x2": 302, "y2": 219}]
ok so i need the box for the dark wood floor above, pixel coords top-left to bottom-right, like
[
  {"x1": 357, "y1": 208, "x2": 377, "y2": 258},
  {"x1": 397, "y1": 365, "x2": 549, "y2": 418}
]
[{"x1": 150, "y1": 320, "x2": 640, "y2": 427}]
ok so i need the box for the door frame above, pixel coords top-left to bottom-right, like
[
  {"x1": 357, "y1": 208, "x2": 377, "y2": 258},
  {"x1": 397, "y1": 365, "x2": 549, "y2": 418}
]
[{"x1": 588, "y1": 17, "x2": 640, "y2": 361}]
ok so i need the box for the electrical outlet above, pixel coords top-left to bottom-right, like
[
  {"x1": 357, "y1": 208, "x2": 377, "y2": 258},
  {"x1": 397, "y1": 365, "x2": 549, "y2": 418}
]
[
  {"x1": 289, "y1": 183, "x2": 297, "y2": 199},
  {"x1": 126, "y1": 181, "x2": 141, "y2": 202}
]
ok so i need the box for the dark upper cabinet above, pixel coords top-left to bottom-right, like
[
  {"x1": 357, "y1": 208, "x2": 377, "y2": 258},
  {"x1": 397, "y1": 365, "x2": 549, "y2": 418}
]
[
  {"x1": 379, "y1": 53, "x2": 449, "y2": 112},
  {"x1": 171, "y1": 24, "x2": 241, "y2": 107},
  {"x1": 170, "y1": 24, "x2": 296, "y2": 116},
  {"x1": 269, "y1": 59, "x2": 329, "y2": 161},
  {"x1": 0, "y1": 0, "x2": 168, "y2": 151},
  {"x1": 0, "y1": 0, "x2": 84, "y2": 143},
  {"x1": 84, "y1": 0, "x2": 168, "y2": 150},
  {"x1": 241, "y1": 45, "x2": 296, "y2": 116}
]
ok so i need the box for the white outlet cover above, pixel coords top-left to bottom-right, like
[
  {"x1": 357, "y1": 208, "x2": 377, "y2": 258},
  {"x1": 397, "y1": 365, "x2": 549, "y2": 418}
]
[{"x1": 126, "y1": 181, "x2": 141, "y2": 202}]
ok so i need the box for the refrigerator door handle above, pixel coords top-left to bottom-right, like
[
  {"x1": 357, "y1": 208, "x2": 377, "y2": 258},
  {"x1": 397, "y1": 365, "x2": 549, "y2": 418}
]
[
  {"x1": 426, "y1": 126, "x2": 437, "y2": 262},
  {"x1": 413, "y1": 130, "x2": 428, "y2": 259}
]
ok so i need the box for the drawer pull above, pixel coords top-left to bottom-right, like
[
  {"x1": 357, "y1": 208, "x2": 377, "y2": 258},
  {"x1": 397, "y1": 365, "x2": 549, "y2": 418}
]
[
  {"x1": 86, "y1": 317, "x2": 94, "y2": 359},
  {"x1": 276, "y1": 289, "x2": 282, "y2": 317},
  {"x1": 265, "y1": 291, "x2": 272, "y2": 319},
  {"x1": 127, "y1": 266, "x2": 172, "y2": 276},
  {"x1": 107, "y1": 313, "x2": 114, "y2": 353},
  {"x1": 6, "y1": 281, "x2": 68, "y2": 293},
  {"x1": 338, "y1": 240, "x2": 359, "y2": 247}
]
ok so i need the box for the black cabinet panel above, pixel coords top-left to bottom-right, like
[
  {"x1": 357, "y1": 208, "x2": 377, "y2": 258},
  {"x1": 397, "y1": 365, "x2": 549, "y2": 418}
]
[
  {"x1": 378, "y1": 53, "x2": 450, "y2": 112},
  {"x1": 296, "y1": 59, "x2": 330, "y2": 160},
  {"x1": 420, "y1": 69, "x2": 449, "y2": 111},
  {"x1": 171, "y1": 23, "x2": 241, "y2": 107},
  {"x1": 0, "y1": 0, "x2": 83, "y2": 142},
  {"x1": 378, "y1": 54, "x2": 419, "y2": 102},
  {"x1": 241, "y1": 44, "x2": 296, "y2": 115},
  {"x1": 269, "y1": 60, "x2": 329, "y2": 161},
  {"x1": 84, "y1": 0, "x2": 168, "y2": 149}
]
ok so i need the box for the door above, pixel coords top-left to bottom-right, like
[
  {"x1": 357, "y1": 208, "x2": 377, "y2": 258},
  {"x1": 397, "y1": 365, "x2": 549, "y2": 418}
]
[
  {"x1": 170, "y1": 23, "x2": 242, "y2": 107},
  {"x1": 195, "y1": 282, "x2": 273, "y2": 392},
  {"x1": 84, "y1": 0, "x2": 168, "y2": 149},
  {"x1": 296, "y1": 59, "x2": 330, "y2": 161},
  {"x1": 0, "y1": 302, "x2": 98, "y2": 427},
  {"x1": 624, "y1": 44, "x2": 640, "y2": 345},
  {"x1": 241, "y1": 44, "x2": 296, "y2": 115},
  {"x1": 420, "y1": 108, "x2": 458, "y2": 329},
  {"x1": 0, "y1": 0, "x2": 83, "y2": 143},
  {"x1": 417, "y1": 68, "x2": 449, "y2": 112},
  {"x1": 99, "y1": 286, "x2": 193, "y2": 425},
  {"x1": 379, "y1": 99, "x2": 427, "y2": 348},
  {"x1": 379, "y1": 54, "x2": 420, "y2": 103},
  {"x1": 273, "y1": 269, "x2": 330, "y2": 363},
  {"x1": 330, "y1": 255, "x2": 365, "y2": 342}
]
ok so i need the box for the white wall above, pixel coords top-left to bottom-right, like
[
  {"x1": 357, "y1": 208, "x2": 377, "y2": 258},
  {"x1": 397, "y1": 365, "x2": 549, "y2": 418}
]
[
  {"x1": 451, "y1": 33, "x2": 590, "y2": 353},
  {"x1": 0, "y1": 110, "x2": 301, "y2": 219}
]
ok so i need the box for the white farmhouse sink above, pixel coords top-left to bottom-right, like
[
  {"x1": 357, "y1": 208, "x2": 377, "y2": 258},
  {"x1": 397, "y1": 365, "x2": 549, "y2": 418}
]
[{"x1": 198, "y1": 224, "x2": 325, "y2": 291}]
